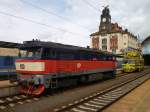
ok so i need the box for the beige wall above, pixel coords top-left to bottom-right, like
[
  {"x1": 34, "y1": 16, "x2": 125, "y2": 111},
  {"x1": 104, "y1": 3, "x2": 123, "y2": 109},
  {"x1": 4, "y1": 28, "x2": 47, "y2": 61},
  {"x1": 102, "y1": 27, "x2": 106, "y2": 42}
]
[
  {"x1": 91, "y1": 32, "x2": 140, "y2": 54},
  {"x1": 0, "y1": 48, "x2": 19, "y2": 56}
]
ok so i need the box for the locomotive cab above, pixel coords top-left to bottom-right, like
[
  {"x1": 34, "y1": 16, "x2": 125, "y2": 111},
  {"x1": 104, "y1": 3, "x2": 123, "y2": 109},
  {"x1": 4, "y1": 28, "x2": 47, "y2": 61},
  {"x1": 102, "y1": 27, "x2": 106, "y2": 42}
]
[
  {"x1": 122, "y1": 51, "x2": 144, "y2": 73},
  {"x1": 123, "y1": 59, "x2": 136, "y2": 72},
  {"x1": 16, "y1": 42, "x2": 47, "y2": 95}
]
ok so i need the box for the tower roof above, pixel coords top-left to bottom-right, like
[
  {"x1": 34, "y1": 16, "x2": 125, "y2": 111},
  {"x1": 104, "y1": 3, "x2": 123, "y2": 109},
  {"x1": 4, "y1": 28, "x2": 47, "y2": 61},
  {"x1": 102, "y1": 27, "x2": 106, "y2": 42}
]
[{"x1": 102, "y1": 6, "x2": 110, "y2": 16}]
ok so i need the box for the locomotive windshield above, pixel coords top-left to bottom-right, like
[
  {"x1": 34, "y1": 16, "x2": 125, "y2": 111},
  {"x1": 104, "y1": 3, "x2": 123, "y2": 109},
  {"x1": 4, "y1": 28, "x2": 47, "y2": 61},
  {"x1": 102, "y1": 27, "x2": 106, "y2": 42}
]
[
  {"x1": 124, "y1": 59, "x2": 135, "y2": 64},
  {"x1": 19, "y1": 48, "x2": 42, "y2": 59}
]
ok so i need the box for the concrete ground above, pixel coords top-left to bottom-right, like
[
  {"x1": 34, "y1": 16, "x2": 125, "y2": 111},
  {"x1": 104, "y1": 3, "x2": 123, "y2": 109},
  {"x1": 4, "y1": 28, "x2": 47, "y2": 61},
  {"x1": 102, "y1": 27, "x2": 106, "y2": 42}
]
[
  {"x1": 0, "y1": 80, "x2": 12, "y2": 87},
  {"x1": 103, "y1": 78, "x2": 150, "y2": 112},
  {"x1": 0, "y1": 80, "x2": 19, "y2": 98}
]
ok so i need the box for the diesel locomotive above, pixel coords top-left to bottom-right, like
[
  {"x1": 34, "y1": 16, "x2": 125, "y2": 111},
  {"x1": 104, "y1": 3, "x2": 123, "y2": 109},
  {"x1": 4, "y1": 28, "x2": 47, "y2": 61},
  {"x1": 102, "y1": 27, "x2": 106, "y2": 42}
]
[
  {"x1": 15, "y1": 40, "x2": 117, "y2": 95},
  {"x1": 122, "y1": 51, "x2": 144, "y2": 72}
]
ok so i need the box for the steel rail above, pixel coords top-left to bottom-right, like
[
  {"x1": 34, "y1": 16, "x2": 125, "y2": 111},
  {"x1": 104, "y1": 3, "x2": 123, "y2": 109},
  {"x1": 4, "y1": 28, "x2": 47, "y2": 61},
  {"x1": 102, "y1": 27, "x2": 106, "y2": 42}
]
[{"x1": 53, "y1": 72, "x2": 150, "y2": 112}]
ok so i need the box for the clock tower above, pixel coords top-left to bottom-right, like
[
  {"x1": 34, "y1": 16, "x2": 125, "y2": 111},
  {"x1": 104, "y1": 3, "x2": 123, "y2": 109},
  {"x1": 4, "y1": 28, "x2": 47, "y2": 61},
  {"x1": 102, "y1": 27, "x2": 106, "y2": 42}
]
[{"x1": 99, "y1": 6, "x2": 112, "y2": 33}]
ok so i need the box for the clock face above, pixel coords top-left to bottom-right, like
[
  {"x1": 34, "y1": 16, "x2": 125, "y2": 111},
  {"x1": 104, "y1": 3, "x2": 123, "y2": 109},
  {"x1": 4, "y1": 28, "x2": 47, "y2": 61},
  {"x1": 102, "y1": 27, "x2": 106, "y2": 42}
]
[{"x1": 102, "y1": 18, "x2": 106, "y2": 22}]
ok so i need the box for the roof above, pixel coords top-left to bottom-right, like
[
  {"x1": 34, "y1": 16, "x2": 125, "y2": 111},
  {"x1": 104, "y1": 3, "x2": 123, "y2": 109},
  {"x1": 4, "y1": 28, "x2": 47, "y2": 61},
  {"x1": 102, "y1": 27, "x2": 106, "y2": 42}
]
[
  {"x1": 0, "y1": 41, "x2": 21, "y2": 48},
  {"x1": 19, "y1": 40, "x2": 116, "y2": 56},
  {"x1": 90, "y1": 23, "x2": 138, "y2": 40},
  {"x1": 90, "y1": 32, "x2": 100, "y2": 36},
  {"x1": 141, "y1": 35, "x2": 150, "y2": 46}
]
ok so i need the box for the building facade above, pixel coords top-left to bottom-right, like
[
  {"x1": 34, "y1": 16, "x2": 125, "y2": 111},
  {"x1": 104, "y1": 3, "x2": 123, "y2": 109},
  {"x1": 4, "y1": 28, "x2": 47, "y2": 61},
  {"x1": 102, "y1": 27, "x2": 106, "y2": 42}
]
[
  {"x1": 90, "y1": 7, "x2": 140, "y2": 54},
  {"x1": 0, "y1": 41, "x2": 20, "y2": 56},
  {"x1": 0, "y1": 48, "x2": 19, "y2": 56}
]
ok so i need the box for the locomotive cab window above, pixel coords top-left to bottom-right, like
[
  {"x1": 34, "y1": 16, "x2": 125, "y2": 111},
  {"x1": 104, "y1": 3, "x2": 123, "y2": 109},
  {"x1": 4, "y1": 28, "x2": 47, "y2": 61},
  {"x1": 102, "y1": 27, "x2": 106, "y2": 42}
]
[
  {"x1": 57, "y1": 51, "x2": 74, "y2": 60},
  {"x1": 124, "y1": 59, "x2": 135, "y2": 64},
  {"x1": 26, "y1": 48, "x2": 41, "y2": 58},
  {"x1": 42, "y1": 48, "x2": 56, "y2": 59},
  {"x1": 19, "y1": 48, "x2": 42, "y2": 59}
]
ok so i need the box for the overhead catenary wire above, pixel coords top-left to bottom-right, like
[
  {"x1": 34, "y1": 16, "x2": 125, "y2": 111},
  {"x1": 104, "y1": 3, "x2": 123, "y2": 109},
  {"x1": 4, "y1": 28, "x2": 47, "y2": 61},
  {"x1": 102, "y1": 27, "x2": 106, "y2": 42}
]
[
  {"x1": 0, "y1": 11, "x2": 87, "y2": 36},
  {"x1": 20, "y1": 0, "x2": 90, "y2": 31},
  {"x1": 81, "y1": 0, "x2": 100, "y2": 13},
  {"x1": 81, "y1": 0, "x2": 128, "y2": 30},
  {"x1": 81, "y1": 0, "x2": 114, "y2": 21}
]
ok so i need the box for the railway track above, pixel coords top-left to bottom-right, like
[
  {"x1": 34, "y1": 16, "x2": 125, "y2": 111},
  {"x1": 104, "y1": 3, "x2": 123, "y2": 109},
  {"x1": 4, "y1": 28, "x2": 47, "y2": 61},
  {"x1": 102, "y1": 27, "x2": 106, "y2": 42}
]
[
  {"x1": 0, "y1": 70, "x2": 149, "y2": 112},
  {"x1": 0, "y1": 94, "x2": 39, "y2": 110},
  {"x1": 0, "y1": 69, "x2": 128, "y2": 98},
  {"x1": 0, "y1": 70, "x2": 129, "y2": 98},
  {"x1": 53, "y1": 73, "x2": 150, "y2": 112}
]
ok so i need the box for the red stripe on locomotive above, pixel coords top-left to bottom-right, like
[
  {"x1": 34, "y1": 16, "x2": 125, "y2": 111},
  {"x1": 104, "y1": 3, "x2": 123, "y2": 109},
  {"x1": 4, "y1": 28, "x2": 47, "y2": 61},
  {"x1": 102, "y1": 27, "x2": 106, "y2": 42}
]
[{"x1": 16, "y1": 59, "x2": 116, "y2": 75}]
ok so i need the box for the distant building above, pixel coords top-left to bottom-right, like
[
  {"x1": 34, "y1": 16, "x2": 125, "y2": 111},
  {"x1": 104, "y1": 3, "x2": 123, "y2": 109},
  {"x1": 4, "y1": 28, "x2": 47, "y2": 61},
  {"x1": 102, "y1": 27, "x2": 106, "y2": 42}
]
[
  {"x1": 0, "y1": 48, "x2": 19, "y2": 56},
  {"x1": 0, "y1": 41, "x2": 20, "y2": 56},
  {"x1": 90, "y1": 7, "x2": 141, "y2": 54}
]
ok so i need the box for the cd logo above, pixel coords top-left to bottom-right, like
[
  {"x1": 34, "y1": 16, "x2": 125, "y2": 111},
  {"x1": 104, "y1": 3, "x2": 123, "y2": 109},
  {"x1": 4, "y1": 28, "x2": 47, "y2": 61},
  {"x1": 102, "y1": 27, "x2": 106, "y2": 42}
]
[
  {"x1": 20, "y1": 64, "x2": 25, "y2": 69},
  {"x1": 77, "y1": 63, "x2": 81, "y2": 68}
]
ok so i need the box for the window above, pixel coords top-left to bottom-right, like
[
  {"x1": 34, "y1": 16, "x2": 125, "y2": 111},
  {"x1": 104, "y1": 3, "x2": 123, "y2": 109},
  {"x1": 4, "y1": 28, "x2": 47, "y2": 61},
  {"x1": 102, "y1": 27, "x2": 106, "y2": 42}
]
[
  {"x1": 42, "y1": 48, "x2": 56, "y2": 59},
  {"x1": 102, "y1": 38, "x2": 107, "y2": 51},
  {"x1": 102, "y1": 38, "x2": 107, "y2": 44},
  {"x1": 92, "y1": 37, "x2": 99, "y2": 49},
  {"x1": 57, "y1": 51, "x2": 74, "y2": 60},
  {"x1": 112, "y1": 49, "x2": 116, "y2": 53},
  {"x1": 102, "y1": 46, "x2": 107, "y2": 50},
  {"x1": 20, "y1": 48, "x2": 42, "y2": 59}
]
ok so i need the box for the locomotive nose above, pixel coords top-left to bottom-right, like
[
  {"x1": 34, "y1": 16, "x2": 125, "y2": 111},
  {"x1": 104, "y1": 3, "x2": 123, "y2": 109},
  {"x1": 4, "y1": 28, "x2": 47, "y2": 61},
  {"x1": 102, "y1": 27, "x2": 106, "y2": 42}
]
[
  {"x1": 123, "y1": 64, "x2": 135, "y2": 72},
  {"x1": 19, "y1": 75, "x2": 45, "y2": 95}
]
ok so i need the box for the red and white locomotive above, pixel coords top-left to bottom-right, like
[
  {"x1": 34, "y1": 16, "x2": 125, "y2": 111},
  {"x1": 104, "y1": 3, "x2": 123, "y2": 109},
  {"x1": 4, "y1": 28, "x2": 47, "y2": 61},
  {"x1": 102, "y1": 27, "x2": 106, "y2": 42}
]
[{"x1": 15, "y1": 40, "x2": 117, "y2": 95}]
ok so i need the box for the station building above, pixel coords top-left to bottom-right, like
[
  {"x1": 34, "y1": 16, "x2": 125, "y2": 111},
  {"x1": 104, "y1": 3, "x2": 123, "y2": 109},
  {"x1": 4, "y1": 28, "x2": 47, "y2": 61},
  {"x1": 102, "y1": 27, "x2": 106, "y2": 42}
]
[
  {"x1": 90, "y1": 7, "x2": 141, "y2": 54},
  {"x1": 0, "y1": 41, "x2": 20, "y2": 56}
]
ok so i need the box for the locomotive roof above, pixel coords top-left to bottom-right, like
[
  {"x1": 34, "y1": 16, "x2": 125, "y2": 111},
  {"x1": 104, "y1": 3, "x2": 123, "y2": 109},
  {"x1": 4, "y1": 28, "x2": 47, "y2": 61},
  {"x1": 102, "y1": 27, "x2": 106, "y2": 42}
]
[
  {"x1": 0, "y1": 41, "x2": 21, "y2": 48},
  {"x1": 19, "y1": 40, "x2": 116, "y2": 56}
]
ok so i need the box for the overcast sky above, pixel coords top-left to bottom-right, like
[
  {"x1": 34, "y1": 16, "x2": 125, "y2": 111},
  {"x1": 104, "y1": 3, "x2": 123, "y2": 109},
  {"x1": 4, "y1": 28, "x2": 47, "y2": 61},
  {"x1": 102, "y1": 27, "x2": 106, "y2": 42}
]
[{"x1": 0, "y1": 0, "x2": 149, "y2": 48}]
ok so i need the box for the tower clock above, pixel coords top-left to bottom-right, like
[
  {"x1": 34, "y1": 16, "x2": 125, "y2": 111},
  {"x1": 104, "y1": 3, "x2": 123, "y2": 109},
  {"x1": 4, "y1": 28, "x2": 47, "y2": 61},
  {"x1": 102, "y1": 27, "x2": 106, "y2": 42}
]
[{"x1": 99, "y1": 6, "x2": 112, "y2": 33}]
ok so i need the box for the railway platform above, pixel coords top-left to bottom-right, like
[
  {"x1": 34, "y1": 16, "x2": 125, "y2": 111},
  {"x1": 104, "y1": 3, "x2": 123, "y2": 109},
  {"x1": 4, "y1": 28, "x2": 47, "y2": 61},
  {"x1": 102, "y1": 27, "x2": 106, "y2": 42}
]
[
  {"x1": 0, "y1": 80, "x2": 19, "y2": 98},
  {"x1": 0, "y1": 80, "x2": 13, "y2": 87},
  {"x1": 103, "y1": 78, "x2": 150, "y2": 112}
]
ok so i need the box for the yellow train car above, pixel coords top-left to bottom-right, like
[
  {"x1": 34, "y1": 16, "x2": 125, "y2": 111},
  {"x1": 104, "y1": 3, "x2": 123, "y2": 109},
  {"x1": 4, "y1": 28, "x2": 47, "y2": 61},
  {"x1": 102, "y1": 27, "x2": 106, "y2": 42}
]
[{"x1": 122, "y1": 51, "x2": 144, "y2": 72}]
